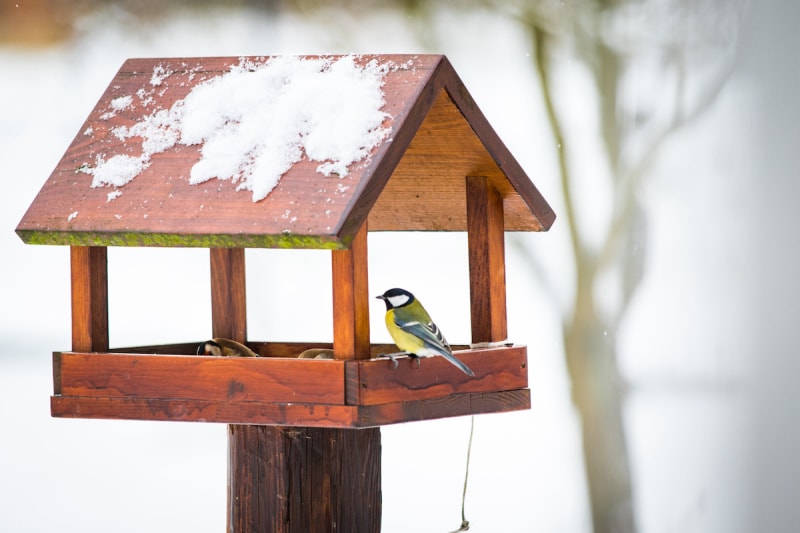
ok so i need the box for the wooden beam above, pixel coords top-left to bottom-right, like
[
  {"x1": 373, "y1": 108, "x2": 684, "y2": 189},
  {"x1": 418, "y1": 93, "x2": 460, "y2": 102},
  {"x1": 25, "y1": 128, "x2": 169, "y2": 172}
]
[
  {"x1": 57, "y1": 352, "x2": 346, "y2": 405},
  {"x1": 70, "y1": 246, "x2": 108, "y2": 352},
  {"x1": 345, "y1": 346, "x2": 527, "y2": 406},
  {"x1": 210, "y1": 248, "x2": 247, "y2": 341},
  {"x1": 50, "y1": 389, "x2": 531, "y2": 428},
  {"x1": 466, "y1": 176, "x2": 508, "y2": 343},
  {"x1": 331, "y1": 223, "x2": 370, "y2": 360}
]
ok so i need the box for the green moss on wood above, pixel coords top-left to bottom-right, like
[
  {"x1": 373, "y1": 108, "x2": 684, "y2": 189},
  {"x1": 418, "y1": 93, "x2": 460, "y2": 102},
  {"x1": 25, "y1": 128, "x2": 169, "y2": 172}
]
[{"x1": 16, "y1": 229, "x2": 348, "y2": 250}]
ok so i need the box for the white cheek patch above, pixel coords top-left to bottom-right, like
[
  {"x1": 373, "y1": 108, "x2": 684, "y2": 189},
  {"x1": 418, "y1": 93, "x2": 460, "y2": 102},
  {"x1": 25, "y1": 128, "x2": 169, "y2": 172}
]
[{"x1": 387, "y1": 294, "x2": 410, "y2": 307}]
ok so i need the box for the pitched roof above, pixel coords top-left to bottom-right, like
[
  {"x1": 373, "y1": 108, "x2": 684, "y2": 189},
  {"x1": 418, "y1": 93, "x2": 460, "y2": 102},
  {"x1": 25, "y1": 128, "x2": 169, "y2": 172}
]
[{"x1": 17, "y1": 54, "x2": 554, "y2": 248}]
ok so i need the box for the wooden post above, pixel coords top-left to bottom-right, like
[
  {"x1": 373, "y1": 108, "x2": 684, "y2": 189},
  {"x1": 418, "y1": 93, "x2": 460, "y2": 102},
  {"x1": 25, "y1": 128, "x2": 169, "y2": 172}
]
[
  {"x1": 70, "y1": 246, "x2": 108, "y2": 352},
  {"x1": 331, "y1": 223, "x2": 371, "y2": 360},
  {"x1": 210, "y1": 247, "x2": 248, "y2": 342},
  {"x1": 217, "y1": 242, "x2": 381, "y2": 533},
  {"x1": 466, "y1": 176, "x2": 508, "y2": 343},
  {"x1": 229, "y1": 425, "x2": 381, "y2": 532}
]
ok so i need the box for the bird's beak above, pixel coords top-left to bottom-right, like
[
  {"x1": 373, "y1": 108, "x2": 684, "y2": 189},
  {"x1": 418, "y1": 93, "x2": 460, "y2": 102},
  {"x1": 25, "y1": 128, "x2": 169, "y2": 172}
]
[{"x1": 375, "y1": 295, "x2": 385, "y2": 300}]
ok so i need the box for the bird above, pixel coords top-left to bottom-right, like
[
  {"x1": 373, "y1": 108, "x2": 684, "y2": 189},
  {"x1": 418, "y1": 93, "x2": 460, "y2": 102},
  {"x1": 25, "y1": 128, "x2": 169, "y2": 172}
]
[
  {"x1": 297, "y1": 348, "x2": 334, "y2": 359},
  {"x1": 197, "y1": 338, "x2": 259, "y2": 358},
  {"x1": 376, "y1": 287, "x2": 475, "y2": 377}
]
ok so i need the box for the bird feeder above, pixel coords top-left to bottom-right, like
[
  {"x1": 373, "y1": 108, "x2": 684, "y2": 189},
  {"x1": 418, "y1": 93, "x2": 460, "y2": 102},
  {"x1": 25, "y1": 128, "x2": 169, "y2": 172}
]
[{"x1": 17, "y1": 54, "x2": 554, "y2": 532}]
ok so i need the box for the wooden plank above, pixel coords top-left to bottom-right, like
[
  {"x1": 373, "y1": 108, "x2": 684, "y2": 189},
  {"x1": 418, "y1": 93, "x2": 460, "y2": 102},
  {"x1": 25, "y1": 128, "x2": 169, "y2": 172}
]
[
  {"x1": 357, "y1": 389, "x2": 531, "y2": 427},
  {"x1": 70, "y1": 246, "x2": 108, "y2": 352},
  {"x1": 466, "y1": 176, "x2": 508, "y2": 343},
  {"x1": 210, "y1": 247, "x2": 247, "y2": 341},
  {"x1": 50, "y1": 389, "x2": 530, "y2": 427},
  {"x1": 57, "y1": 352, "x2": 345, "y2": 404},
  {"x1": 50, "y1": 396, "x2": 360, "y2": 427},
  {"x1": 345, "y1": 346, "x2": 527, "y2": 406},
  {"x1": 331, "y1": 223, "x2": 370, "y2": 360}
]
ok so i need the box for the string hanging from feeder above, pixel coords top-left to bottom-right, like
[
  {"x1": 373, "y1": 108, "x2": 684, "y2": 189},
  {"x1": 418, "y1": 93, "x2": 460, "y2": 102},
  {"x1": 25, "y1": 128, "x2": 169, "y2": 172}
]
[{"x1": 450, "y1": 415, "x2": 475, "y2": 532}]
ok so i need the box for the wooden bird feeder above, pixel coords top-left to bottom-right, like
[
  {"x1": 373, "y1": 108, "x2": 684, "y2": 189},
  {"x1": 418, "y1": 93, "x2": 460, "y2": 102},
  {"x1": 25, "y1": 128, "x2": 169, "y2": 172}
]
[{"x1": 17, "y1": 54, "x2": 554, "y2": 532}]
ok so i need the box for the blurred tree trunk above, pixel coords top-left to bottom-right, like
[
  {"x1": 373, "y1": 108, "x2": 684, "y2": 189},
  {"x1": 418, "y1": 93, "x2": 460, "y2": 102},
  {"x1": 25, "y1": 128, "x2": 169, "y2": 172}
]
[
  {"x1": 515, "y1": 2, "x2": 743, "y2": 532},
  {"x1": 529, "y1": 18, "x2": 637, "y2": 532}
]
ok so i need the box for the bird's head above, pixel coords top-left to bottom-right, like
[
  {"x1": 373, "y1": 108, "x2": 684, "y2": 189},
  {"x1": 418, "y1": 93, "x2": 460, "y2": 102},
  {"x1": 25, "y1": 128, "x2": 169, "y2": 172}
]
[
  {"x1": 376, "y1": 288, "x2": 414, "y2": 310},
  {"x1": 197, "y1": 340, "x2": 222, "y2": 356}
]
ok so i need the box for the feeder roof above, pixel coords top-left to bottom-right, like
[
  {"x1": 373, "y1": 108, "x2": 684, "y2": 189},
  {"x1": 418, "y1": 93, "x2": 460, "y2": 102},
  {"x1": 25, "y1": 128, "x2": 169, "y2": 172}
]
[{"x1": 16, "y1": 54, "x2": 554, "y2": 249}]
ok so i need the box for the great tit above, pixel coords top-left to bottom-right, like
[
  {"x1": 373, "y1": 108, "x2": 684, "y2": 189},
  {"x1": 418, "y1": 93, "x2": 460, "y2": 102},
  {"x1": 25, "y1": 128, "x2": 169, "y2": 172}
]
[
  {"x1": 376, "y1": 288, "x2": 475, "y2": 377},
  {"x1": 197, "y1": 338, "x2": 259, "y2": 358}
]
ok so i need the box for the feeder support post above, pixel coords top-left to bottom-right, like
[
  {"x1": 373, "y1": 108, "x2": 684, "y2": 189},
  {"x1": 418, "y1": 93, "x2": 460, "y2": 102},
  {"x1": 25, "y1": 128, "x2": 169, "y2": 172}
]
[
  {"x1": 70, "y1": 246, "x2": 109, "y2": 352},
  {"x1": 466, "y1": 176, "x2": 508, "y2": 343},
  {"x1": 331, "y1": 222, "x2": 371, "y2": 359},
  {"x1": 210, "y1": 247, "x2": 248, "y2": 341}
]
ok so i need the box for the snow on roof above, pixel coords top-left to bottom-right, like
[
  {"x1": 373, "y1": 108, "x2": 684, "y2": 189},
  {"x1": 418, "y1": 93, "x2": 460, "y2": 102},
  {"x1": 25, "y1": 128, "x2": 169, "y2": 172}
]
[{"x1": 87, "y1": 55, "x2": 392, "y2": 202}]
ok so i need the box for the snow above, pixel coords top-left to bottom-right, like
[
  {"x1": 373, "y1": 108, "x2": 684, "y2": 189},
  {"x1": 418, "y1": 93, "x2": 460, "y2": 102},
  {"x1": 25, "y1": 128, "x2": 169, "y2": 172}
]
[
  {"x1": 90, "y1": 154, "x2": 146, "y2": 188},
  {"x1": 150, "y1": 63, "x2": 172, "y2": 86},
  {"x1": 110, "y1": 95, "x2": 133, "y2": 111},
  {"x1": 87, "y1": 55, "x2": 392, "y2": 202}
]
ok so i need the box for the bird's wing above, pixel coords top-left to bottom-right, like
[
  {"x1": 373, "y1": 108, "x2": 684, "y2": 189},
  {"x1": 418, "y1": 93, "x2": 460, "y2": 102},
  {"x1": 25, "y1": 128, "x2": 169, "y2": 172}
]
[
  {"x1": 396, "y1": 319, "x2": 452, "y2": 356},
  {"x1": 396, "y1": 319, "x2": 475, "y2": 377}
]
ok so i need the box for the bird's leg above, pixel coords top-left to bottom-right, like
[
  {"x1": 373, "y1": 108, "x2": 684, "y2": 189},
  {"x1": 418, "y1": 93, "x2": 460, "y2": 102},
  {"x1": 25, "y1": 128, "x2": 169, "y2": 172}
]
[
  {"x1": 411, "y1": 355, "x2": 421, "y2": 369},
  {"x1": 377, "y1": 351, "x2": 409, "y2": 369}
]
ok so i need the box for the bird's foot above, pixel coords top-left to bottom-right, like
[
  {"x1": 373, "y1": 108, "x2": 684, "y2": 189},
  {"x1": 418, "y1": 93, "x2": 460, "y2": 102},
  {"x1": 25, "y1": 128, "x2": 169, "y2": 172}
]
[{"x1": 377, "y1": 352, "x2": 408, "y2": 369}]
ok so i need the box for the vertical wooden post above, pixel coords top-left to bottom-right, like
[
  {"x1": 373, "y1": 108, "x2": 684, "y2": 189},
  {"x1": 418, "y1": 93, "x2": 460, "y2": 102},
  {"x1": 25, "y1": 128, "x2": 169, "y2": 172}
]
[
  {"x1": 229, "y1": 425, "x2": 382, "y2": 533},
  {"x1": 210, "y1": 247, "x2": 248, "y2": 341},
  {"x1": 70, "y1": 246, "x2": 108, "y2": 352},
  {"x1": 219, "y1": 241, "x2": 381, "y2": 533},
  {"x1": 466, "y1": 176, "x2": 508, "y2": 344},
  {"x1": 331, "y1": 223, "x2": 371, "y2": 360}
]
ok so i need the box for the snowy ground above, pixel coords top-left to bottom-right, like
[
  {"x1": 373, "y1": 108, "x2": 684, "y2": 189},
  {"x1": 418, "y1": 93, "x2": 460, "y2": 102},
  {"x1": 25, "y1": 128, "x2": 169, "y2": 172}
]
[{"x1": 2, "y1": 4, "x2": 788, "y2": 532}]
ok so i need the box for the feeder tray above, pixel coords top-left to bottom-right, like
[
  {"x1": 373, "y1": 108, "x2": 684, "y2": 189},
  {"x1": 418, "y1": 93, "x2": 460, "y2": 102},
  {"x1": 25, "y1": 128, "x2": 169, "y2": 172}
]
[{"x1": 52, "y1": 342, "x2": 529, "y2": 428}]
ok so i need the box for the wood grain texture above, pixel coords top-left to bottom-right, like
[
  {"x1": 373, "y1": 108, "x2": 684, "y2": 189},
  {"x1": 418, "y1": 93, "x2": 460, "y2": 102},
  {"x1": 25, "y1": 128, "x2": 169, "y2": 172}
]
[
  {"x1": 17, "y1": 55, "x2": 554, "y2": 248},
  {"x1": 331, "y1": 223, "x2": 370, "y2": 360},
  {"x1": 50, "y1": 396, "x2": 361, "y2": 427},
  {"x1": 50, "y1": 389, "x2": 530, "y2": 427},
  {"x1": 70, "y1": 246, "x2": 108, "y2": 352},
  {"x1": 466, "y1": 176, "x2": 508, "y2": 343},
  {"x1": 56, "y1": 352, "x2": 345, "y2": 404},
  {"x1": 356, "y1": 389, "x2": 531, "y2": 427},
  {"x1": 228, "y1": 426, "x2": 381, "y2": 533},
  {"x1": 51, "y1": 345, "x2": 529, "y2": 425},
  {"x1": 210, "y1": 247, "x2": 247, "y2": 341},
  {"x1": 344, "y1": 346, "x2": 527, "y2": 405}
]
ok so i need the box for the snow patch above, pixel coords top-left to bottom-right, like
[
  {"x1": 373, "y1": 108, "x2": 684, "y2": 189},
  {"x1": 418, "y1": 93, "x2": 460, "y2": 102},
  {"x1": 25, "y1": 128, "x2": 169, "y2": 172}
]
[{"x1": 85, "y1": 55, "x2": 393, "y2": 201}]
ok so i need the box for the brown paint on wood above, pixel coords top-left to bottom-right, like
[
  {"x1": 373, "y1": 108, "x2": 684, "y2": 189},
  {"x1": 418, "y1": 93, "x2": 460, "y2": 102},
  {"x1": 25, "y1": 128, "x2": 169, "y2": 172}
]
[
  {"x1": 50, "y1": 389, "x2": 529, "y2": 428},
  {"x1": 210, "y1": 247, "x2": 247, "y2": 341},
  {"x1": 356, "y1": 389, "x2": 531, "y2": 427},
  {"x1": 51, "y1": 396, "x2": 361, "y2": 427},
  {"x1": 345, "y1": 346, "x2": 527, "y2": 406},
  {"x1": 17, "y1": 55, "x2": 554, "y2": 248},
  {"x1": 70, "y1": 246, "x2": 108, "y2": 352},
  {"x1": 51, "y1": 344, "x2": 527, "y2": 422},
  {"x1": 56, "y1": 352, "x2": 345, "y2": 404},
  {"x1": 228, "y1": 426, "x2": 381, "y2": 533},
  {"x1": 331, "y1": 223, "x2": 370, "y2": 360},
  {"x1": 466, "y1": 176, "x2": 508, "y2": 343}
]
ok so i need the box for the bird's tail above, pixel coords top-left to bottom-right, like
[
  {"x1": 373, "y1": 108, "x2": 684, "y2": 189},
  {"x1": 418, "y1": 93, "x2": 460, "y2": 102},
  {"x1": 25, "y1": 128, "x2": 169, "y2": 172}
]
[{"x1": 442, "y1": 352, "x2": 476, "y2": 378}]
